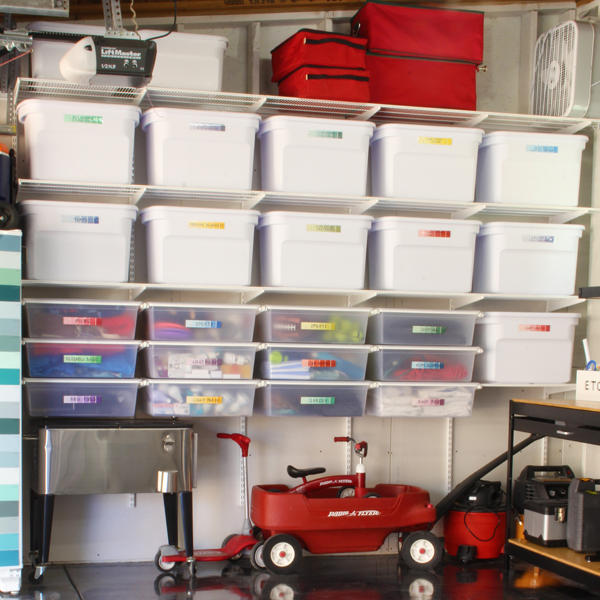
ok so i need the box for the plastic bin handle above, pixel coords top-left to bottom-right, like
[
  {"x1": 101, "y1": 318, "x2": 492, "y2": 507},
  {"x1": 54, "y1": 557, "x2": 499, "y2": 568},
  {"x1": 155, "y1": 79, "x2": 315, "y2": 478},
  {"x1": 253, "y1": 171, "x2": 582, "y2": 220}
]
[{"x1": 217, "y1": 433, "x2": 251, "y2": 457}]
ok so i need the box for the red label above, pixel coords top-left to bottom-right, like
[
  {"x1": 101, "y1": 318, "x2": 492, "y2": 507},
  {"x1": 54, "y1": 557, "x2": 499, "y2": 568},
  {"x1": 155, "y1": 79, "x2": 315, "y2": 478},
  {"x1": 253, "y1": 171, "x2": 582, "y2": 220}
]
[
  {"x1": 302, "y1": 359, "x2": 336, "y2": 368},
  {"x1": 519, "y1": 324, "x2": 550, "y2": 332},
  {"x1": 63, "y1": 317, "x2": 102, "y2": 326},
  {"x1": 419, "y1": 230, "x2": 451, "y2": 238}
]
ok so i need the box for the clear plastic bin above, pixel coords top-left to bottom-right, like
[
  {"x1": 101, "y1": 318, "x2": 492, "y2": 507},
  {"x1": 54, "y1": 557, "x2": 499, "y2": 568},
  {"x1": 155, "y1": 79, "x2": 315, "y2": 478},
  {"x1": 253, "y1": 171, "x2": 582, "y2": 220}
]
[
  {"x1": 138, "y1": 341, "x2": 258, "y2": 379},
  {"x1": 367, "y1": 309, "x2": 481, "y2": 346},
  {"x1": 367, "y1": 346, "x2": 481, "y2": 382},
  {"x1": 24, "y1": 299, "x2": 141, "y2": 340},
  {"x1": 256, "y1": 343, "x2": 371, "y2": 380},
  {"x1": 140, "y1": 379, "x2": 258, "y2": 417},
  {"x1": 24, "y1": 378, "x2": 141, "y2": 418},
  {"x1": 253, "y1": 381, "x2": 371, "y2": 416},
  {"x1": 255, "y1": 306, "x2": 370, "y2": 344},
  {"x1": 365, "y1": 382, "x2": 479, "y2": 417},
  {"x1": 24, "y1": 339, "x2": 140, "y2": 378},
  {"x1": 139, "y1": 303, "x2": 257, "y2": 342}
]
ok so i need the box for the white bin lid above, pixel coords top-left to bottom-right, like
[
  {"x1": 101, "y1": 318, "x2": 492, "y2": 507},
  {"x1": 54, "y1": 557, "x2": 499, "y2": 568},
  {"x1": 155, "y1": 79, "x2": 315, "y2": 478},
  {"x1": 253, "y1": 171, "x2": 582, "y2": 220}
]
[
  {"x1": 140, "y1": 205, "x2": 259, "y2": 224},
  {"x1": 17, "y1": 99, "x2": 142, "y2": 125},
  {"x1": 24, "y1": 338, "x2": 141, "y2": 346},
  {"x1": 258, "y1": 115, "x2": 375, "y2": 138},
  {"x1": 260, "y1": 381, "x2": 372, "y2": 387},
  {"x1": 140, "y1": 341, "x2": 258, "y2": 348},
  {"x1": 24, "y1": 299, "x2": 141, "y2": 307},
  {"x1": 477, "y1": 312, "x2": 581, "y2": 323},
  {"x1": 141, "y1": 302, "x2": 258, "y2": 311},
  {"x1": 143, "y1": 379, "x2": 259, "y2": 386},
  {"x1": 370, "y1": 382, "x2": 480, "y2": 389},
  {"x1": 372, "y1": 123, "x2": 484, "y2": 143},
  {"x1": 371, "y1": 216, "x2": 481, "y2": 232},
  {"x1": 372, "y1": 345, "x2": 482, "y2": 353},
  {"x1": 258, "y1": 305, "x2": 370, "y2": 314},
  {"x1": 18, "y1": 200, "x2": 138, "y2": 220},
  {"x1": 24, "y1": 378, "x2": 142, "y2": 385},
  {"x1": 27, "y1": 20, "x2": 107, "y2": 35},
  {"x1": 258, "y1": 343, "x2": 373, "y2": 351},
  {"x1": 257, "y1": 211, "x2": 373, "y2": 229},
  {"x1": 370, "y1": 308, "x2": 482, "y2": 317},
  {"x1": 479, "y1": 131, "x2": 588, "y2": 150},
  {"x1": 141, "y1": 108, "x2": 261, "y2": 131},
  {"x1": 477, "y1": 221, "x2": 584, "y2": 237}
]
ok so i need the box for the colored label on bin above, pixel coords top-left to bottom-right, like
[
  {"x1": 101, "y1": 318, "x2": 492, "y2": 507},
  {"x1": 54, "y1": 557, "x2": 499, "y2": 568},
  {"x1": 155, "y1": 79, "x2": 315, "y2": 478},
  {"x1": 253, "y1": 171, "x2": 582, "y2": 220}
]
[
  {"x1": 418, "y1": 137, "x2": 452, "y2": 145},
  {"x1": 186, "y1": 357, "x2": 222, "y2": 366},
  {"x1": 301, "y1": 322, "x2": 335, "y2": 330},
  {"x1": 413, "y1": 326, "x2": 446, "y2": 334},
  {"x1": 185, "y1": 320, "x2": 221, "y2": 329},
  {"x1": 523, "y1": 235, "x2": 555, "y2": 243},
  {"x1": 309, "y1": 130, "x2": 342, "y2": 139},
  {"x1": 412, "y1": 398, "x2": 445, "y2": 406},
  {"x1": 63, "y1": 355, "x2": 102, "y2": 364},
  {"x1": 419, "y1": 230, "x2": 451, "y2": 238},
  {"x1": 189, "y1": 221, "x2": 225, "y2": 229},
  {"x1": 302, "y1": 359, "x2": 336, "y2": 368},
  {"x1": 186, "y1": 396, "x2": 222, "y2": 404},
  {"x1": 519, "y1": 324, "x2": 550, "y2": 332},
  {"x1": 526, "y1": 145, "x2": 558, "y2": 153},
  {"x1": 412, "y1": 362, "x2": 444, "y2": 370},
  {"x1": 301, "y1": 397, "x2": 335, "y2": 405},
  {"x1": 63, "y1": 317, "x2": 102, "y2": 326},
  {"x1": 189, "y1": 123, "x2": 225, "y2": 131},
  {"x1": 61, "y1": 215, "x2": 99, "y2": 224},
  {"x1": 64, "y1": 114, "x2": 103, "y2": 124},
  {"x1": 306, "y1": 225, "x2": 341, "y2": 233},
  {"x1": 63, "y1": 396, "x2": 101, "y2": 404}
]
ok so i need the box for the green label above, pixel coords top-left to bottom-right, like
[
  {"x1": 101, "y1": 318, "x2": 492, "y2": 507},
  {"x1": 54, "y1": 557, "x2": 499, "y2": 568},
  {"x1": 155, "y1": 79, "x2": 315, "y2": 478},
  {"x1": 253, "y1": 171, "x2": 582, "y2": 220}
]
[
  {"x1": 412, "y1": 326, "x2": 446, "y2": 334},
  {"x1": 64, "y1": 114, "x2": 103, "y2": 125},
  {"x1": 307, "y1": 225, "x2": 341, "y2": 233},
  {"x1": 300, "y1": 397, "x2": 335, "y2": 405},
  {"x1": 64, "y1": 355, "x2": 102, "y2": 364},
  {"x1": 309, "y1": 130, "x2": 342, "y2": 139}
]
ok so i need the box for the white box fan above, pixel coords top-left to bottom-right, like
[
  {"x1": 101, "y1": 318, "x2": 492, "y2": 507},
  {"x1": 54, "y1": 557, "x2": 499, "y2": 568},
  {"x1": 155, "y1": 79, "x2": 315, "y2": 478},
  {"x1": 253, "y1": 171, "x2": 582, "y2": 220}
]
[{"x1": 531, "y1": 20, "x2": 600, "y2": 117}]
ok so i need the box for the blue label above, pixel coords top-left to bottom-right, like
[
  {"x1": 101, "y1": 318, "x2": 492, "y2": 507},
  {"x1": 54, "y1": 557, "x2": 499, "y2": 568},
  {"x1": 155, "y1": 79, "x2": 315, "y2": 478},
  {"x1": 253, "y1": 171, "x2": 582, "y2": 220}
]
[
  {"x1": 185, "y1": 320, "x2": 221, "y2": 329},
  {"x1": 61, "y1": 215, "x2": 99, "y2": 224},
  {"x1": 526, "y1": 145, "x2": 558, "y2": 153},
  {"x1": 412, "y1": 361, "x2": 444, "y2": 370}
]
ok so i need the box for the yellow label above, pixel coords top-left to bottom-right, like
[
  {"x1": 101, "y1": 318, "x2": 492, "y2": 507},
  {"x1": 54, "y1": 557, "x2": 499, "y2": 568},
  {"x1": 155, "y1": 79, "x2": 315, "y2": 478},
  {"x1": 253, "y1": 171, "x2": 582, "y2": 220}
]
[
  {"x1": 188, "y1": 221, "x2": 225, "y2": 229},
  {"x1": 307, "y1": 224, "x2": 341, "y2": 233},
  {"x1": 186, "y1": 396, "x2": 223, "y2": 404},
  {"x1": 418, "y1": 137, "x2": 452, "y2": 146},
  {"x1": 301, "y1": 322, "x2": 335, "y2": 331}
]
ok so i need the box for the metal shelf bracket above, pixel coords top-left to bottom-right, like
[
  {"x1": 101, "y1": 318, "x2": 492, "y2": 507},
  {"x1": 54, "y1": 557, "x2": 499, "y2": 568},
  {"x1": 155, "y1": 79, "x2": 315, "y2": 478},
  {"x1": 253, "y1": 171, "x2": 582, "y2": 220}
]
[
  {"x1": 450, "y1": 295, "x2": 484, "y2": 310},
  {"x1": 349, "y1": 199, "x2": 378, "y2": 215},
  {"x1": 457, "y1": 114, "x2": 489, "y2": 128},
  {"x1": 241, "y1": 193, "x2": 265, "y2": 210},
  {"x1": 348, "y1": 291, "x2": 377, "y2": 307},
  {"x1": 353, "y1": 106, "x2": 381, "y2": 121},
  {"x1": 548, "y1": 209, "x2": 588, "y2": 224},
  {"x1": 452, "y1": 205, "x2": 485, "y2": 220},
  {"x1": 558, "y1": 120, "x2": 592, "y2": 135},
  {"x1": 546, "y1": 297, "x2": 586, "y2": 311}
]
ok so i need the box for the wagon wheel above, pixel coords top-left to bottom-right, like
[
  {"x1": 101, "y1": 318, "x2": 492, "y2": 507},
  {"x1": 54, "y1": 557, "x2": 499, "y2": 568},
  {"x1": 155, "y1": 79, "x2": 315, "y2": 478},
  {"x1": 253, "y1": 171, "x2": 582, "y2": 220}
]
[
  {"x1": 337, "y1": 486, "x2": 355, "y2": 498},
  {"x1": 401, "y1": 531, "x2": 443, "y2": 571},
  {"x1": 262, "y1": 534, "x2": 303, "y2": 575},
  {"x1": 400, "y1": 571, "x2": 442, "y2": 599},
  {"x1": 363, "y1": 492, "x2": 381, "y2": 498},
  {"x1": 250, "y1": 540, "x2": 266, "y2": 570}
]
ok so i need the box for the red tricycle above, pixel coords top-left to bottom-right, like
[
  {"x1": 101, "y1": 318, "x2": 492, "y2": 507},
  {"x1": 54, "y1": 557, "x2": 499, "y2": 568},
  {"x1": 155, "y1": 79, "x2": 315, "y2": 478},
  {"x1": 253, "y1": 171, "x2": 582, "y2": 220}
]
[{"x1": 249, "y1": 436, "x2": 440, "y2": 574}]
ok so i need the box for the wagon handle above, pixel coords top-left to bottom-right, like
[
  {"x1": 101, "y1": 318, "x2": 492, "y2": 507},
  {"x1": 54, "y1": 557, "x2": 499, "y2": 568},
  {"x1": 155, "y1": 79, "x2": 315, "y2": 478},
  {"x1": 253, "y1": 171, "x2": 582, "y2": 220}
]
[{"x1": 217, "y1": 433, "x2": 251, "y2": 458}]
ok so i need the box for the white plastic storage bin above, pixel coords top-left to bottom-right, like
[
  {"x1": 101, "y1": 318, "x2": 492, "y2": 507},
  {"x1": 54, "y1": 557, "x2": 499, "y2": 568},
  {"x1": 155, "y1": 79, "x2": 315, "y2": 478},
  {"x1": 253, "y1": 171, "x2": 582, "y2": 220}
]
[
  {"x1": 17, "y1": 99, "x2": 141, "y2": 184},
  {"x1": 24, "y1": 299, "x2": 140, "y2": 340},
  {"x1": 475, "y1": 132, "x2": 588, "y2": 206},
  {"x1": 141, "y1": 109, "x2": 260, "y2": 189},
  {"x1": 140, "y1": 379, "x2": 258, "y2": 417},
  {"x1": 367, "y1": 309, "x2": 481, "y2": 346},
  {"x1": 370, "y1": 124, "x2": 484, "y2": 202},
  {"x1": 19, "y1": 200, "x2": 138, "y2": 283},
  {"x1": 139, "y1": 303, "x2": 257, "y2": 342},
  {"x1": 140, "y1": 206, "x2": 259, "y2": 285},
  {"x1": 472, "y1": 222, "x2": 584, "y2": 295},
  {"x1": 254, "y1": 381, "x2": 371, "y2": 417},
  {"x1": 366, "y1": 382, "x2": 478, "y2": 418},
  {"x1": 24, "y1": 378, "x2": 141, "y2": 418},
  {"x1": 368, "y1": 217, "x2": 481, "y2": 292},
  {"x1": 255, "y1": 306, "x2": 370, "y2": 344},
  {"x1": 256, "y1": 343, "x2": 371, "y2": 380},
  {"x1": 473, "y1": 312, "x2": 580, "y2": 383},
  {"x1": 258, "y1": 212, "x2": 373, "y2": 289},
  {"x1": 139, "y1": 341, "x2": 258, "y2": 379},
  {"x1": 258, "y1": 116, "x2": 375, "y2": 195}
]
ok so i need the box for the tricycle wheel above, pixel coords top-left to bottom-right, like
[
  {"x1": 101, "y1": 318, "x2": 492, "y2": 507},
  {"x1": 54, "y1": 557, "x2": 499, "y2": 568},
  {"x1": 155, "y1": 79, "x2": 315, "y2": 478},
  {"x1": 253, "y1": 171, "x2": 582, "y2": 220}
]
[
  {"x1": 337, "y1": 486, "x2": 355, "y2": 498},
  {"x1": 363, "y1": 492, "x2": 381, "y2": 498},
  {"x1": 222, "y1": 533, "x2": 244, "y2": 561},
  {"x1": 250, "y1": 541, "x2": 266, "y2": 570},
  {"x1": 401, "y1": 531, "x2": 443, "y2": 571},
  {"x1": 154, "y1": 550, "x2": 177, "y2": 573},
  {"x1": 263, "y1": 534, "x2": 302, "y2": 575}
]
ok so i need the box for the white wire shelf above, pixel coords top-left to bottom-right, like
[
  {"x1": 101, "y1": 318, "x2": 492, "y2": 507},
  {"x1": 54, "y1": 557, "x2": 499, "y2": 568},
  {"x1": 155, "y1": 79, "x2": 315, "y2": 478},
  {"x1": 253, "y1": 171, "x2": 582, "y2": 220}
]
[
  {"x1": 13, "y1": 78, "x2": 600, "y2": 134},
  {"x1": 480, "y1": 383, "x2": 576, "y2": 389}
]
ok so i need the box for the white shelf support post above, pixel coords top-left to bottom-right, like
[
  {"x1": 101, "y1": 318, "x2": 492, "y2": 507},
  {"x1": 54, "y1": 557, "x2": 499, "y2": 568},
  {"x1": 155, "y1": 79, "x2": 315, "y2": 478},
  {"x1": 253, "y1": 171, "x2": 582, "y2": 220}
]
[
  {"x1": 446, "y1": 418, "x2": 454, "y2": 494},
  {"x1": 247, "y1": 22, "x2": 261, "y2": 95},
  {"x1": 240, "y1": 417, "x2": 247, "y2": 506},
  {"x1": 346, "y1": 417, "x2": 352, "y2": 476}
]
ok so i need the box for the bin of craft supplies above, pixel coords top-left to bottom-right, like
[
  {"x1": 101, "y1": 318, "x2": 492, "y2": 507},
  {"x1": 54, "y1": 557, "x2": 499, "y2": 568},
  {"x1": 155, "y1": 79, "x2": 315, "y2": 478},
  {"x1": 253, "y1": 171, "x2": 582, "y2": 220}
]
[
  {"x1": 368, "y1": 216, "x2": 481, "y2": 292},
  {"x1": 17, "y1": 99, "x2": 141, "y2": 183},
  {"x1": 18, "y1": 200, "x2": 138, "y2": 283},
  {"x1": 140, "y1": 206, "x2": 259, "y2": 285},
  {"x1": 367, "y1": 308, "x2": 481, "y2": 346},
  {"x1": 141, "y1": 108, "x2": 260, "y2": 189},
  {"x1": 139, "y1": 302, "x2": 257, "y2": 342},
  {"x1": 258, "y1": 212, "x2": 373, "y2": 289},
  {"x1": 258, "y1": 115, "x2": 375, "y2": 195},
  {"x1": 138, "y1": 341, "x2": 258, "y2": 379},
  {"x1": 255, "y1": 343, "x2": 371, "y2": 380},
  {"x1": 24, "y1": 339, "x2": 140, "y2": 378},
  {"x1": 472, "y1": 222, "x2": 585, "y2": 295},
  {"x1": 24, "y1": 299, "x2": 140, "y2": 340},
  {"x1": 367, "y1": 346, "x2": 481, "y2": 382},
  {"x1": 253, "y1": 381, "x2": 371, "y2": 417},
  {"x1": 255, "y1": 306, "x2": 370, "y2": 344},
  {"x1": 365, "y1": 382, "x2": 479, "y2": 418},
  {"x1": 472, "y1": 312, "x2": 580, "y2": 383},
  {"x1": 140, "y1": 379, "x2": 258, "y2": 417},
  {"x1": 475, "y1": 131, "x2": 588, "y2": 206},
  {"x1": 23, "y1": 378, "x2": 141, "y2": 418},
  {"x1": 370, "y1": 124, "x2": 484, "y2": 201}
]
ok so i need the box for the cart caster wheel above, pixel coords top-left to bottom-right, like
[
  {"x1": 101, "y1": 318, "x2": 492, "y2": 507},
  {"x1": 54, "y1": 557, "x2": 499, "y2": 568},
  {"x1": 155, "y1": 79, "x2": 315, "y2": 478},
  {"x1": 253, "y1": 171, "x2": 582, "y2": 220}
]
[
  {"x1": 28, "y1": 569, "x2": 43, "y2": 584},
  {"x1": 364, "y1": 492, "x2": 381, "y2": 498},
  {"x1": 222, "y1": 533, "x2": 244, "y2": 561},
  {"x1": 250, "y1": 541, "x2": 266, "y2": 570},
  {"x1": 189, "y1": 560, "x2": 197, "y2": 578},
  {"x1": 263, "y1": 534, "x2": 302, "y2": 575},
  {"x1": 401, "y1": 531, "x2": 443, "y2": 571},
  {"x1": 0, "y1": 203, "x2": 19, "y2": 230},
  {"x1": 154, "y1": 551, "x2": 177, "y2": 573},
  {"x1": 337, "y1": 486, "x2": 355, "y2": 498}
]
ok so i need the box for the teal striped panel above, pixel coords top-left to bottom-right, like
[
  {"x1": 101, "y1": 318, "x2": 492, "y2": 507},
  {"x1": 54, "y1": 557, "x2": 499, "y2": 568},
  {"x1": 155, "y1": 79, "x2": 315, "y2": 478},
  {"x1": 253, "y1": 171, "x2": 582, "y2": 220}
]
[
  {"x1": 0, "y1": 533, "x2": 18, "y2": 550},
  {"x1": 0, "y1": 550, "x2": 19, "y2": 567},
  {"x1": 0, "y1": 270, "x2": 20, "y2": 287},
  {"x1": 0, "y1": 486, "x2": 18, "y2": 501},
  {"x1": 0, "y1": 320, "x2": 20, "y2": 336},
  {"x1": 0, "y1": 353, "x2": 20, "y2": 370},
  {"x1": 0, "y1": 438, "x2": 19, "y2": 453},
  {"x1": 0, "y1": 504, "x2": 17, "y2": 519},
  {"x1": 0, "y1": 420, "x2": 19, "y2": 435},
  {"x1": 0, "y1": 236, "x2": 20, "y2": 253},
  {"x1": 0, "y1": 517, "x2": 18, "y2": 534},
  {"x1": 0, "y1": 386, "x2": 19, "y2": 404},
  {"x1": 0, "y1": 287, "x2": 19, "y2": 302},
  {"x1": 0, "y1": 453, "x2": 18, "y2": 468},
  {"x1": 0, "y1": 337, "x2": 20, "y2": 353},
  {"x1": 0, "y1": 303, "x2": 20, "y2": 320},
  {"x1": 0, "y1": 371, "x2": 19, "y2": 386},
  {"x1": 0, "y1": 404, "x2": 19, "y2": 419},
  {"x1": 0, "y1": 469, "x2": 18, "y2": 485},
  {"x1": 0, "y1": 253, "x2": 20, "y2": 271}
]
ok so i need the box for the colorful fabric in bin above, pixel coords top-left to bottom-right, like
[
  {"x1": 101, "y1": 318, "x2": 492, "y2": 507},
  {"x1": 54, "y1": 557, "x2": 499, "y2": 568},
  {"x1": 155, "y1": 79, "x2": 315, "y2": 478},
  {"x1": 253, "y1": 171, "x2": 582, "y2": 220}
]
[
  {"x1": 264, "y1": 351, "x2": 365, "y2": 380},
  {"x1": 29, "y1": 309, "x2": 136, "y2": 339}
]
